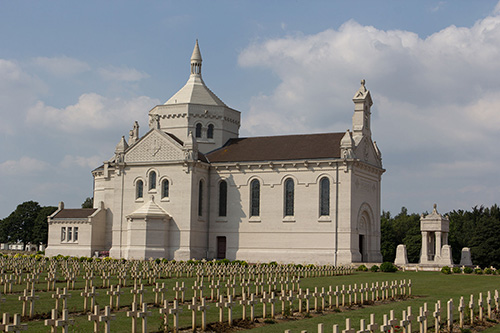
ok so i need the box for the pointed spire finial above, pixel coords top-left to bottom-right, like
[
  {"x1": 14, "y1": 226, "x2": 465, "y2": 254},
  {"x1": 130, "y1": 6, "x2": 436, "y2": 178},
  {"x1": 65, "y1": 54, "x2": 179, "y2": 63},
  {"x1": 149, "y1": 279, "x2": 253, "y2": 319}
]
[{"x1": 190, "y1": 40, "x2": 202, "y2": 75}]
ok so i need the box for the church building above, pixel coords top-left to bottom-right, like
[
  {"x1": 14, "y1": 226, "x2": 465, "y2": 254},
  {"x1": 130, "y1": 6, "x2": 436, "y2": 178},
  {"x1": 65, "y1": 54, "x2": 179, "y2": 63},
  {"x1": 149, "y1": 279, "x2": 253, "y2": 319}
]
[{"x1": 46, "y1": 41, "x2": 385, "y2": 265}]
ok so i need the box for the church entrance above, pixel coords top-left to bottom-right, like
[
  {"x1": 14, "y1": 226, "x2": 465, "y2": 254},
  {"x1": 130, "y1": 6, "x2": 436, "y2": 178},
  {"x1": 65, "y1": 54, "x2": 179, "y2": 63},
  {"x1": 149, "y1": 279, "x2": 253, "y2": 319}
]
[
  {"x1": 216, "y1": 236, "x2": 226, "y2": 259},
  {"x1": 359, "y1": 234, "x2": 365, "y2": 262}
]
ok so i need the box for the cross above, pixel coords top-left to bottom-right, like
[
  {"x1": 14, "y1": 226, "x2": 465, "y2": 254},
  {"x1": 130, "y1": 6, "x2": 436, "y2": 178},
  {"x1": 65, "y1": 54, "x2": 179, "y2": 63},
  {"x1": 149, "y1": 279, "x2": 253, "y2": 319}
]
[
  {"x1": 130, "y1": 283, "x2": 146, "y2": 304},
  {"x1": 225, "y1": 294, "x2": 236, "y2": 325},
  {"x1": 357, "y1": 318, "x2": 370, "y2": 333},
  {"x1": 99, "y1": 305, "x2": 115, "y2": 333},
  {"x1": 168, "y1": 299, "x2": 183, "y2": 333},
  {"x1": 216, "y1": 295, "x2": 226, "y2": 322},
  {"x1": 53, "y1": 287, "x2": 71, "y2": 311},
  {"x1": 312, "y1": 287, "x2": 324, "y2": 311},
  {"x1": 0, "y1": 313, "x2": 10, "y2": 332},
  {"x1": 44, "y1": 309, "x2": 58, "y2": 333},
  {"x1": 55, "y1": 309, "x2": 74, "y2": 333},
  {"x1": 152, "y1": 282, "x2": 167, "y2": 305},
  {"x1": 83, "y1": 272, "x2": 94, "y2": 289},
  {"x1": 417, "y1": 305, "x2": 429, "y2": 333},
  {"x1": 127, "y1": 302, "x2": 140, "y2": 333},
  {"x1": 101, "y1": 271, "x2": 111, "y2": 288},
  {"x1": 479, "y1": 292, "x2": 484, "y2": 321},
  {"x1": 279, "y1": 290, "x2": 295, "y2": 315},
  {"x1": 347, "y1": 285, "x2": 353, "y2": 305},
  {"x1": 433, "y1": 300, "x2": 441, "y2": 332},
  {"x1": 197, "y1": 297, "x2": 209, "y2": 331},
  {"x1": 400, "y1": 310, "x2": 410, "y2": 333},
  {"x1": 469, "y1": 294, "x2": 475, "y2": 325},
  {"x1": 406, "y1": 306, "x2": 414, "y2": 333},
  {"x1": 159, "y1": 300, "x2": 169, "y2": 332},
  {"x1": 208, "y1": 279, "x2": 220, "y2": 301},
  {"x1": 45, "y1": 272, "x2": 56, "y2": 291},
  {"x1": 446, "y1": 299, "x2": 454, "y2": 332},
  {"x1": 458, "y1": 296, "x2": 465, "y2": 329},
  {"x1": 137, "y1": 303, "x2": 152, "y2": 333},
  {"x1": 342, "y1": 317, "x2": 355, "y2": 333},
  {"x1": 380, "y1": 314, "x2": 391, "y2": 333},
  {"x1": 172, "y1": 281, "x2": 186, "y2": 302},
  {"x1": 408, "y1": 279, "x2": 412, "y2": 296},
  {"x1": 187, "y1": 297, "x2": 198, "y2": 330},
  {"x1": 18, "y1": 289, "x2": 30, "y2": 317},
  {"x1": 487, "y1": 290, "x2": 493, "y2": 319},
  {"x1": 352, "y1": 284, "x2": 359, "y2": 304},
  {"x1": 240, "y1": 279, "x2": 251, "y2": 297},
  {"x1": 88, "y1": 305, "x2": 101, "y2": 333},
  {"x1": 367, "y1": 313, "x2": 379, "y2": 332},
  {"x1": 5, "y1": 313, "x2": 27, "y2": 333},
  {"x1": 388, "y1": 309, "x2": 398, "y2": 332},
  {"x1": 341, "y1": 285, "x2": 346, "y2": 306},
  {"x1": 495, "y1": 290, "x2": 499, "y2": 312},
  {"x1": 24, "y1": 273, "x2": 37, "y2": 291},
  {"x1": 192, "y1": 280, "x2": 204, "y2": 301}
]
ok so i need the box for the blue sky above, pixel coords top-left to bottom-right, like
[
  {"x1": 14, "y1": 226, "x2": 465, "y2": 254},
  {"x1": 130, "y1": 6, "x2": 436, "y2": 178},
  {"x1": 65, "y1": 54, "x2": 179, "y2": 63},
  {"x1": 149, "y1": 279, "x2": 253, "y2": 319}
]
[{"x1": 1, "y1": 1, "x2": 500, "y2": 218}]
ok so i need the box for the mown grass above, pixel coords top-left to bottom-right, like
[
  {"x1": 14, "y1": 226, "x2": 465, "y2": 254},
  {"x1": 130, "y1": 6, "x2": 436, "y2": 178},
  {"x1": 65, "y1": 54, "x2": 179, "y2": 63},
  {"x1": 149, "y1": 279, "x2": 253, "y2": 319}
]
[{"x1": 0, "y1": 270, "x2": 498, "y2": 332}]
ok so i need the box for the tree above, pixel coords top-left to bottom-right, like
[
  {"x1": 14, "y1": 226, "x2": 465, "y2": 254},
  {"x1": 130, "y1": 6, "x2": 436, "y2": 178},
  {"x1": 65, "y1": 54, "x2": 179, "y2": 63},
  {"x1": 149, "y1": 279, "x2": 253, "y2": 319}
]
[
  {"x1": 82, "y1": 197, "x2": 94, "y2": 208},
  {"x1": 31, "y1": 206, "x2": 57, "y2": 245},
  {"x1": 0, "y1": 201, "x2": 41, "y2": 243}
]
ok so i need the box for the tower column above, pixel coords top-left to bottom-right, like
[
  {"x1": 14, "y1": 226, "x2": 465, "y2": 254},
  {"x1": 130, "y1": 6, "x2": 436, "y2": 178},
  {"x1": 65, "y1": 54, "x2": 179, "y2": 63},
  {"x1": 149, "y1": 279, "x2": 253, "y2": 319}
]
[
  {"x1": 435, "y1": 231, "x2": 442, "y2": 259},
  {"x1": 420, "y1": 231, "x2": 428, "y2": 263}
]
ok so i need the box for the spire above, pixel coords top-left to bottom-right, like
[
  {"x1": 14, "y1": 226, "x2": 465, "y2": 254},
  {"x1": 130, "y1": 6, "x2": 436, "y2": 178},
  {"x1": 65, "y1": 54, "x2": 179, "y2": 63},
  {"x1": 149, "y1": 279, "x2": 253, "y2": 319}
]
[{"x1": 190, "y1": 40, "x2": 202, "y2": 75}]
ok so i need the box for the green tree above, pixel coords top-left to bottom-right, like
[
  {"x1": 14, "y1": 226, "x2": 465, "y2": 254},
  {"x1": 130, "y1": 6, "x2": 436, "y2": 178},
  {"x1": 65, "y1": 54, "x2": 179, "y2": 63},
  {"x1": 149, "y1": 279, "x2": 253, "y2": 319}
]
[
  {"x1": 82, "y1": 197, "x2": 94, "y2": 208},
  {"x1": 1, "y1": 201, "x2": 41, "y2": 243},
  {"x1": 31, "y1": 206, "x2": 57, "y2": 244}
]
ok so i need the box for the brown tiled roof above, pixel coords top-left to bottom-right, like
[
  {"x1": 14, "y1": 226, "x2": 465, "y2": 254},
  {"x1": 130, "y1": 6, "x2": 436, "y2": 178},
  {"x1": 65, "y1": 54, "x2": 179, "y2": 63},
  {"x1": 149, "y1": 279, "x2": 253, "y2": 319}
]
[
  {"x1": 53, "y1": 209, "x2": 97, "y2": 219},
  {"x1": 206, "y1": 132, "x2": 344, "y2": 163}
]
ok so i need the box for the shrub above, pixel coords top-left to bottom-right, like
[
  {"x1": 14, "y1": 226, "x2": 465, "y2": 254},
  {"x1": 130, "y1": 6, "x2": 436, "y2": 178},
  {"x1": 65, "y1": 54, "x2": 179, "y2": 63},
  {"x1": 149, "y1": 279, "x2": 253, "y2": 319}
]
[
  {"x1": 441, "y1": 266, "x2": 452, "y2": 274},
  {"x1": 452, "y1": 266, "x2": 462, "y2": 274},
  {"x1": 463, "y1": 267, "x2": 473, "y2": 274},
  {"x1": 357, "y1": 264, "x2": 368, "y2": 272},
  {"x1": 484, "y1": 268, "x2": 493, "y2": 275},
  {"x1": 380, "y1": 262, "x2": 398, "y2": 272},
  {"x1": 370, "y1": 265, "x2": 380, "y2": 272},
  {"x1": 474, "y1": 268, "x2": 483, "y2": 275}
]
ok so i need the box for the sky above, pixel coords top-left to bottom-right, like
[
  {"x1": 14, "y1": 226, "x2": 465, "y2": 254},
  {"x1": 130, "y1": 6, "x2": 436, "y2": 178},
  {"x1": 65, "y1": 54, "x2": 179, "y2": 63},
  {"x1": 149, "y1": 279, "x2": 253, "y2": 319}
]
[{"x1": 1, "y1": 0, "x2": 500, "y2": 219}]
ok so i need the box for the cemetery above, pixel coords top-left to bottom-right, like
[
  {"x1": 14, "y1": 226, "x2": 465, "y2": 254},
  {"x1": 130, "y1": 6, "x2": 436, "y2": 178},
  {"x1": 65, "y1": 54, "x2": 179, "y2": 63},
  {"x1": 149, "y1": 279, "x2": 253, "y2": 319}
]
[{"x1": 0, "y1": 254, "x2": 498, "y2": 332}]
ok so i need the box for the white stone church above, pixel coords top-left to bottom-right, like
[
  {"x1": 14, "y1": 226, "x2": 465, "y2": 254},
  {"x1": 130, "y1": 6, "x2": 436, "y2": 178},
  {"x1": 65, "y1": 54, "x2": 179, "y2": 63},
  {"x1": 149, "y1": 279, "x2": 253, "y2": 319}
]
[{"x1": 46, "y1": 41, "x2": 385, "y2": 265}]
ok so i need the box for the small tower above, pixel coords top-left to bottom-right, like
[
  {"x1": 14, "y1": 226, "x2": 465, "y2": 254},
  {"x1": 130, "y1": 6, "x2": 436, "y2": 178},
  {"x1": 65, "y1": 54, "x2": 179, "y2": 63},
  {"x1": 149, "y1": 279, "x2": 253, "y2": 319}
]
[
  {"x1": 352, "y1": 79, "x2": 373, "y2": 144},
  {"x1": 190, "y1": 40, "x2": 202, "y2": 75}
]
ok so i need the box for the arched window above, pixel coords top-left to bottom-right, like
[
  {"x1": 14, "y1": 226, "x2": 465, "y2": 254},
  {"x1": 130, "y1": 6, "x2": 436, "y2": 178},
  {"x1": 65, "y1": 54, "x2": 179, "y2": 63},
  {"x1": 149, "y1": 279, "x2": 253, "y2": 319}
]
[
  {"x1": 136, "y1": 180, "x2": 144, "y2": 199},
  {"x1": 207, "y1": 124, "x2": 214, "y2": 139},
  {"x1": 320, "y1": 177, "x2": 330, "y2": 216},
  {"x1": 149, "y1": 171, "x2": 156, "y2": 190},
  {"x1": 284, "y1": 178, "x2": 294, "y2": 216},
  {"x1": 218, "y1": 180, "x2": 227, "y2": 217},
  {"x1": 250, "y1": 179, "x2": 260, "y2": 217},
  {"x1": 195, "y1": 123, "x2": 202, "y2": 138},
  {"x1": 161, "y1": 179, "x2": 169, "y2": 198},
  {"x1": 198, "y1": 180, "x2": 204, "y2": 217}
]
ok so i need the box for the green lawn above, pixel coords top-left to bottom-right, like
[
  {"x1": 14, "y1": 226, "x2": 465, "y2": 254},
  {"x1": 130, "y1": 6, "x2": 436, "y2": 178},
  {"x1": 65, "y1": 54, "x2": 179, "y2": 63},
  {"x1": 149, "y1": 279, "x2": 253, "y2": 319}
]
[{"x1": 0, "y1": 270, "x2": 499, "y2": 332}]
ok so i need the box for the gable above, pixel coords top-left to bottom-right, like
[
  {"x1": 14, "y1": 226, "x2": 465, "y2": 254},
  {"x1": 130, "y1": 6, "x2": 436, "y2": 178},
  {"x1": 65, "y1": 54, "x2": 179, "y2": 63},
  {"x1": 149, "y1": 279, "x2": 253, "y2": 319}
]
[
  {"x1": 354, "y1": 136, "x2": 382, "y2": 168},
  {"x1": 125, "y1": 130, "x2": 185, "y2": 163}
]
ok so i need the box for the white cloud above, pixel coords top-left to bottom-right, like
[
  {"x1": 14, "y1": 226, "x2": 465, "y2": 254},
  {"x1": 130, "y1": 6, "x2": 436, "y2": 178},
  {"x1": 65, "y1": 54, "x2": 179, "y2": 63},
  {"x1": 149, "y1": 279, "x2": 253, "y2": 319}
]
[
  {"x1": 98, "y1": 66, "x2": 150, "y2": 82},
  {"x1": 26, "y1": 93, "x2": 160, "y2": 132},
  {"x1": 0, "y1": 157, "x2": 49, "y2": 175},
  {"x1": 32, "y1": 56, "x2": 91, "y2": 77},
  {"x1": 238, "y1": 10, "x2": 500, "y2": 213}
]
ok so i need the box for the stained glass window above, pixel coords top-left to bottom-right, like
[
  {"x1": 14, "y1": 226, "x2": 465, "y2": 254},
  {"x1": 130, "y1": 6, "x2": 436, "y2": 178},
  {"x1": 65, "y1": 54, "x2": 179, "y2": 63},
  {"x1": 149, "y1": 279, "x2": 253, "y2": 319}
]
[
  {"x1": 207, "y1": 124, "x2": 214, "y2": 139},
  {"x1": 136, "y1": 180, "x2": 144, "y2": 199},
  {"x1": 198, "y1": 180, "x2": 203, "y2": 217},
  {"x1": 162, "y1": 179, "x2": 169, "y2": 198},
  {"x1": 195, "y1": 123, "x2": 202, "y2": 138},
  {"x1": 284, "y1": 178, "x2": 294, "y2": 216},
  {"x1": 250, "y1": 179, "x2": 260, "y2": 217},
  {"x1": 149, "y1": 171, "x2": 157, "y2": 190},
  {"x1": 320, "y1": 177, "x2": 330, "y2": 216},
  {"x1": 219, "y1": 180, "x2": 227, "y2": 217}
]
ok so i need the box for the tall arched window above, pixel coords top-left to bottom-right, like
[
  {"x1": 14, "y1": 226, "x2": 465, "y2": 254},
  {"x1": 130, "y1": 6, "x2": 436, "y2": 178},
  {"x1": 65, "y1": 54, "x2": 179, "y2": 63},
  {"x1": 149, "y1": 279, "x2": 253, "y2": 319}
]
[
  {"x1": 149, "y1": 171, "x2": 156, "y2": 190},
  {"x1": 218, "y1": 180, "x2": 227, "y2": 217},
  {"x1": 284, "y1": 178, "x2": 294, "y2": 216},
  {"x1": 250, "y1": 179, "x2": 260, "y2": 217},
  {"x1": 207, "y1": 124, "x2": 214, "y2": 139},
  {"x1": 320, "y1": 177, "x2": 330, "y2": 216},
  {"x1": 161, "y1": 179, "x2": 169, "y2": 198},
  {"x1": 136, "y1": 180, "x2": 144, "y2": 199},
  {"x1": 195, "y1": 123, "x2": 202, "y2": 138},
  {"x1": 198, "y1": 180, "x2": 204, "y2": 217}
]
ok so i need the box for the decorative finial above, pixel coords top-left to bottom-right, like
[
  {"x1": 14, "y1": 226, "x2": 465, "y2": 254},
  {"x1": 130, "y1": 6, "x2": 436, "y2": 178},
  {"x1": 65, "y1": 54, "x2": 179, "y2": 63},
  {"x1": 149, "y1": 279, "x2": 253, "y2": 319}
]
[{"x1": 361, "y1": 79, "x2": 365, "y2": 86}]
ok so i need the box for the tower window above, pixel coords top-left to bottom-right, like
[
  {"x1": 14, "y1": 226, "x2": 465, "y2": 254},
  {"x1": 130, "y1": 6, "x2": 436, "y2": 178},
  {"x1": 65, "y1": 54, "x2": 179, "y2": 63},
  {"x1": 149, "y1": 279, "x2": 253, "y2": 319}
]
[
  {"x1": 136, "y1": 180, "x2": 144, "y2": 199},
  {"x1": 162, "y1": 179, "x2": 169, "y2": 198},
  {"x1": 284, "y1": 178, "x2": 294, "y2": 216},
  {"x1": 149, "y1": 171, "x2": 157, "y2": 190},
  {"x1": 207, "y1": 124, "x2": 214, "y2": 139},
  {"x1": 195, "y1": 123, "x2": 202, "y2": 138}
]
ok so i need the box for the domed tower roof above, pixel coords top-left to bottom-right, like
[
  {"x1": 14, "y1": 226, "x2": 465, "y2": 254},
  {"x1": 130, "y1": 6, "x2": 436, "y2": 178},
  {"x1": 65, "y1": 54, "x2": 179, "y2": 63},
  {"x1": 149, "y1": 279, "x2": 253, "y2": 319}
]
[{"x1": 164, "y1": 40, "x2": 226, "y2": 106}]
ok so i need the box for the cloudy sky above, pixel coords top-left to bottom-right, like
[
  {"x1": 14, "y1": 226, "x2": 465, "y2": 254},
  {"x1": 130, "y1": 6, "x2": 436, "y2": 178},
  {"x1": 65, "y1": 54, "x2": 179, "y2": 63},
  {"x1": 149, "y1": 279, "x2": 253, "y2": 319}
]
[{"x1": 1, "y1": 1, "x2": 500, "y2": 218}]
